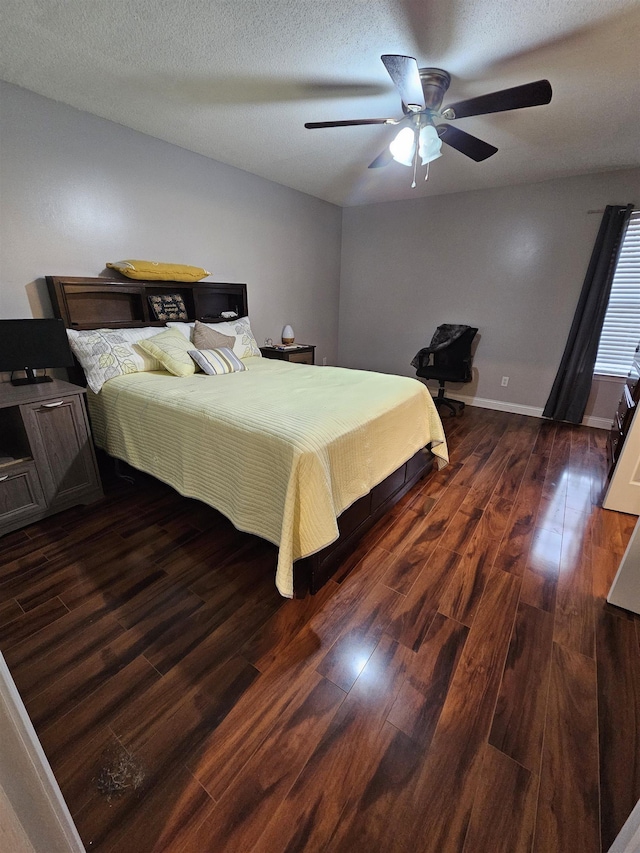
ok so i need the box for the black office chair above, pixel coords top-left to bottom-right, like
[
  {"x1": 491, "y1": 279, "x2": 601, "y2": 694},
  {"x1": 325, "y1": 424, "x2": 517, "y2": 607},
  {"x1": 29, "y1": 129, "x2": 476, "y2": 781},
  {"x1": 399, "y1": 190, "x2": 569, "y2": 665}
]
[{"x1": 411, "y1": 325, "x2": 478, "y2": 416}]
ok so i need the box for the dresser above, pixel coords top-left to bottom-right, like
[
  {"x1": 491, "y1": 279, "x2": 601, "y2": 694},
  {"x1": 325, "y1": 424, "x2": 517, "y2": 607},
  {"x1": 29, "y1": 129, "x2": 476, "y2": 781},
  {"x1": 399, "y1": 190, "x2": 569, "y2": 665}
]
[
  {"x1": 0, "y1": 379, "x2": 103, "y2": 536},
  {"x1": 603, "y1": 343, "x2": 640, "y2": 514}
]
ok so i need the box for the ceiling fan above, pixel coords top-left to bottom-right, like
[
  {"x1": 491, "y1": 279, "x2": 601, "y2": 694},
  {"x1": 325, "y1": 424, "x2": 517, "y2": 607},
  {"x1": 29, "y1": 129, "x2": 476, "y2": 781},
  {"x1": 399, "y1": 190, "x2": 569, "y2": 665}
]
[{"x1": 305, "y1": 55, "x2": 552, "y2": 185}]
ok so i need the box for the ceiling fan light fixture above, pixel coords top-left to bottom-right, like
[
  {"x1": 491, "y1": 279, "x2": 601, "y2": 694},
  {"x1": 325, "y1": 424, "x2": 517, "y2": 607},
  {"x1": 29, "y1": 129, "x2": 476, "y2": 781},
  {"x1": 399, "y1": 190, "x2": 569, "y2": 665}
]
[
  {"x1": 418, "y1": 123, "x2": 443, "y2": 165},
  {"x1": 307, "y1": 56, "x2": 552, "y2": 182},
  {"x1": 389, "y1": 126, "x2": 416, "y2": 167}
]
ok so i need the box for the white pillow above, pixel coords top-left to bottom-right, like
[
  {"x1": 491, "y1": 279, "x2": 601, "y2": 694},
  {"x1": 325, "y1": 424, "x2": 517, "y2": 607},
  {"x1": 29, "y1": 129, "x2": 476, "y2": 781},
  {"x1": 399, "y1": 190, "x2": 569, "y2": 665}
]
[
  {"x1": 167, "y1": 316, "x2": 261, "y2": 359},
  {"x1": 227, "y1": 316, "x2": 261, "y2": 358},
  {"x1": 67, "y1": 326, "x2": 163, "y2": 393},
  {"x1": 165, "y1": 321, "x2": 194, "y2": 341}
]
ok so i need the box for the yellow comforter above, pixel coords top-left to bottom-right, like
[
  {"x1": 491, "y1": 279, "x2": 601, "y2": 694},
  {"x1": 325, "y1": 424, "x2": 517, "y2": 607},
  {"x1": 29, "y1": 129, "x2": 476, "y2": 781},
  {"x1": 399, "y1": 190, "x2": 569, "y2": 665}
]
[{"x1": 88, "y1": 357, "x2": 447, "y2": 597}]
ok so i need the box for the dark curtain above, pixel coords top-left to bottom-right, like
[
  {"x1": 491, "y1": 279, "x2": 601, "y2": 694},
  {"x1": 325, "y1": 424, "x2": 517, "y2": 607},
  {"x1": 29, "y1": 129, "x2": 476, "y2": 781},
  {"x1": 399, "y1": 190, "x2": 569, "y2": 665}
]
[{"x1": 543, "y1": 204, "x2": 634, "y2": 423}]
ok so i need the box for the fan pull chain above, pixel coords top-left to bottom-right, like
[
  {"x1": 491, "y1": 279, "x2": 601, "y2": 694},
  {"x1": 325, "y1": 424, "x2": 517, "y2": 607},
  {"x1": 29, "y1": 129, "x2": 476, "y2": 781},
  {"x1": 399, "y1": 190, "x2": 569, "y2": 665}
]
[
  {"x1": 425, "y1": 161, "x2": 430, "y2": 182},
  {"x1": 411, "y1": 143, "x2": 418, "y2": 188}
]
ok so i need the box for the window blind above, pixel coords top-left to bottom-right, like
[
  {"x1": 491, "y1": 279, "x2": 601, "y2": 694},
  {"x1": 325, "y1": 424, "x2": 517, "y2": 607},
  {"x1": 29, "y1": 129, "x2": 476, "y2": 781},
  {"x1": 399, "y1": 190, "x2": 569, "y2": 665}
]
[{"x1": 594, "y1": 210, "x2": 640, "y2": 376}]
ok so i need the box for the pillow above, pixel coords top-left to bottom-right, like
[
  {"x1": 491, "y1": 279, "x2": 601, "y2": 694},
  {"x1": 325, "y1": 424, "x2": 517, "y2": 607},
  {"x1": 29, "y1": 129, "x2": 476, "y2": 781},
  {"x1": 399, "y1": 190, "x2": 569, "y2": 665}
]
[
  {"x1": 67, "y1": 327, "x2": 164, "y2": 394},
  {"x1": 229, "y1": 316, "x2": 261, "y2": 359},
  {"x1": 106, "y1": 260, "x2": 211, "y2": 282},
  {"x1": 137, "y1": 328, "x2": 198, "y2": 376},
  {"x1": 165, "y1": 321, "x2": 194, "y2": 341},
  {"x1": 167, "y1": 317, "x2": 261, "y2": 360},
  {"x1": 193, "y1": 320, "x2": 235, "y2": 350},
  {"x1": 189, "y1": 347, "x2": 247, "y2": 375},
  {"x1": 148, "y1": 293, "x2": 189, "y2": 321}
]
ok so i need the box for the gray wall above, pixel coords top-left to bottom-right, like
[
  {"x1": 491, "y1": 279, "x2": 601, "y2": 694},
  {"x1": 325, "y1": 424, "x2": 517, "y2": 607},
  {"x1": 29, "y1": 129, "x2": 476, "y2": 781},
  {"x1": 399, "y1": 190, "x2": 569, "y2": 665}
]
[
  {"x1": 0, "y1": 82, "x2": 342, "y2": 365},
  {"x1": 1, "y1": 80, "x2": 636, "y2": 422},
  {"x1": 339, "y1": 169, "x2": 640, "y2": 421}
]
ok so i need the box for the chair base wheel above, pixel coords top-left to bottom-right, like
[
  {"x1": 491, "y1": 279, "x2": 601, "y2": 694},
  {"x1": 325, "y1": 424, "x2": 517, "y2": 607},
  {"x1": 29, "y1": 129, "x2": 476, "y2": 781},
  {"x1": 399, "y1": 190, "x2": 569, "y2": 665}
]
[{"x1": 433, "y1": 396, "x2": 465, "y2": 416}]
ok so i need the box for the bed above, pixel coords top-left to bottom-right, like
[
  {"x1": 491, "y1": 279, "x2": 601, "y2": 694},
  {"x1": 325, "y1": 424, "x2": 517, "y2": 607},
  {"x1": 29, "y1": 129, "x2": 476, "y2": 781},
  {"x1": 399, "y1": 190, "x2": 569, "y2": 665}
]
[{"x1": 47, "y1": 276, "x2": 448, "y2": 597}]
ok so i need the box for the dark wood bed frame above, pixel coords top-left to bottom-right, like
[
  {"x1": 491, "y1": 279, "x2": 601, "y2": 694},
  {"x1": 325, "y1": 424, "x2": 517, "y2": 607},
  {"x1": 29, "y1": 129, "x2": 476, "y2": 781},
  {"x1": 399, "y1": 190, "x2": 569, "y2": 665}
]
[{"x1": 47, "y1": 275, "x2": 434, "y2": 596}]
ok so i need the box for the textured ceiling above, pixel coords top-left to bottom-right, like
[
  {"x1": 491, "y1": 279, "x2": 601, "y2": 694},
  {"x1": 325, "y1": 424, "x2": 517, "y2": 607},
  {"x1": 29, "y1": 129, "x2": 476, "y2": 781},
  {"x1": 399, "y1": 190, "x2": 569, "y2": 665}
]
[{"x1": 1, "y1": 0, "x2": 639, "y2": 206}]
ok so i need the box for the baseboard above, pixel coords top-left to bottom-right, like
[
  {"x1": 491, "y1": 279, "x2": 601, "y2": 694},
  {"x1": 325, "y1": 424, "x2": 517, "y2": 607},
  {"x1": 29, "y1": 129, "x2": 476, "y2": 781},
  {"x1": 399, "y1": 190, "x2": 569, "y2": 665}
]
[
  {"x1": 582, "y1": 415, "x2": 614, "y2": 430},
  {"x1": 454, "y1": 393, "x2": 543, "y2": 419},
  {"x1": 448, "y1": 393, "x2": 611, "y2": 430}
]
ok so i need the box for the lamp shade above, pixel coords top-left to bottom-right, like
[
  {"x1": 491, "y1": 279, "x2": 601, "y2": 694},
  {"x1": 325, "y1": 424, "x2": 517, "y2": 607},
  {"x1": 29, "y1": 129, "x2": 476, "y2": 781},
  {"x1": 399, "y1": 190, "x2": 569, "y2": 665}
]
[
  {"x1": 418, "y1": 124, "x2": 443, "y2": 164},
  {"x1": 389, "y1": 127, "x2": 417, "y2": 166},
  {"x1": 282, "y1": 324, "x2": 295, "y2": 344}
]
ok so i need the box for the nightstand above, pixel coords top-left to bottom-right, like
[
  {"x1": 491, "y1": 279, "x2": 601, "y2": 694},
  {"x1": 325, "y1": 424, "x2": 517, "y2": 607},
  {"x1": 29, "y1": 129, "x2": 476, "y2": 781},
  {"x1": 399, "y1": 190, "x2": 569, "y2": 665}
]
[
  {"x1": 0, "y1": 379, "x2": 103, "y2": 536},
  {"x1": 260, "y1": 345, "x2": 316, "y2": 365}
]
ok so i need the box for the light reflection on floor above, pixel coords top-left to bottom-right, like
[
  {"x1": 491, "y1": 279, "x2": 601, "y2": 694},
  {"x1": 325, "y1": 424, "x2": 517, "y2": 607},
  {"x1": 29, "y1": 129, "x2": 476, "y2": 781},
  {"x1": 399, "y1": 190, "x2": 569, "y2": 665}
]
[{"x1": 532, "y1": 468, "x2": 595, "y2": 569}]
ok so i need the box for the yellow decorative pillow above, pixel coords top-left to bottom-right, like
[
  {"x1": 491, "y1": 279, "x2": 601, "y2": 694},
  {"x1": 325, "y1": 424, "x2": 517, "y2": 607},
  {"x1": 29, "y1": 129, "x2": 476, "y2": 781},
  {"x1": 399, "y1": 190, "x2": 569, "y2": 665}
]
[
  {"x1": 106, "y1": 260, "x2": 211, "y2": 282},
  {"x1": 137, "y1": 328, "x2": 198, "y2": 376}
]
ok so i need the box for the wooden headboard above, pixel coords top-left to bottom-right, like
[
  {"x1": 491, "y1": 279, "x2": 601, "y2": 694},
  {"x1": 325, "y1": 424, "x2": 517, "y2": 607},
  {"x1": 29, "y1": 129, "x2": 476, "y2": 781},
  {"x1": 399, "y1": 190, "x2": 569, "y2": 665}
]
[{"x1": 46, "y1": 276, "x2": 248, "y2": 331}]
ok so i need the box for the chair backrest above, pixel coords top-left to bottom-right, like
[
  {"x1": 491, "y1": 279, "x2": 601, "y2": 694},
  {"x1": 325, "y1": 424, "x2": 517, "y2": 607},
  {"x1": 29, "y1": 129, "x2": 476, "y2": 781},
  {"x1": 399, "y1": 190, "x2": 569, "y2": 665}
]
[{"x1": 431, "y1": 326, "x2": 478, "y2": 380}]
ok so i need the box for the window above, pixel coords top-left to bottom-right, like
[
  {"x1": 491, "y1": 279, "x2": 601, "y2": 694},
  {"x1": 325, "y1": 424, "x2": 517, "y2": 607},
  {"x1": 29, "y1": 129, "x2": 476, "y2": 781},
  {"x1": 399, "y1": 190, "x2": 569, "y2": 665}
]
[{"x1": 594, "y1": 209, "x2": 640, "y2": 376}]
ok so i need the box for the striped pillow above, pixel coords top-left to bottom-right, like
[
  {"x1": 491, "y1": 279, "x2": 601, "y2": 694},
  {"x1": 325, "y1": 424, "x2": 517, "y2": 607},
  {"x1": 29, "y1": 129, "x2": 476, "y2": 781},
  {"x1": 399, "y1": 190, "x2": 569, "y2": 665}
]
[{"x1": 188, "y1": 347, "x2": 247, "y2": 375}]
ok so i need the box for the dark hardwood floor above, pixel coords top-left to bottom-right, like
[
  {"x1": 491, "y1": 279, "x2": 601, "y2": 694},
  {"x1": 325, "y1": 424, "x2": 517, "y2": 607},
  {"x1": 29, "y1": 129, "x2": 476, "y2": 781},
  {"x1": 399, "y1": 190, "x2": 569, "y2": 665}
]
[{"x1": 1, "y1": 406, "x2": 639, "y2": 852}]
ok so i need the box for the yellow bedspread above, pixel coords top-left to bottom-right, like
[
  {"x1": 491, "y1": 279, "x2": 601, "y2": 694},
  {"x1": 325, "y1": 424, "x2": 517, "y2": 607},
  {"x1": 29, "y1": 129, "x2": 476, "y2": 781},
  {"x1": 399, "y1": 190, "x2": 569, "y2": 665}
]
[{"x1": 88, "y1": 357, "x2": 448, "y2": 597}]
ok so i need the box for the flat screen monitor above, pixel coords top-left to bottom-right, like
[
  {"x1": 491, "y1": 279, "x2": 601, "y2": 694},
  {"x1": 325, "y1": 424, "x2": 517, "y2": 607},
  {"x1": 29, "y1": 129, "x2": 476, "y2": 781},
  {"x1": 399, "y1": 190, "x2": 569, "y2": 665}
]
[{"x1": 0, "y1": 319, "x2": 74, "y2": 386}]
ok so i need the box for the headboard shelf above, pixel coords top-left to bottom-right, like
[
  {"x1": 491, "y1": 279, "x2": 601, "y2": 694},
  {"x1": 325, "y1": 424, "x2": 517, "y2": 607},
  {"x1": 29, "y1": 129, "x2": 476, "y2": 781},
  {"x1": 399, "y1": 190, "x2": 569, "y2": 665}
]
[{"x1": 46, "y1": 276, "x2": 248, "y2": 330}]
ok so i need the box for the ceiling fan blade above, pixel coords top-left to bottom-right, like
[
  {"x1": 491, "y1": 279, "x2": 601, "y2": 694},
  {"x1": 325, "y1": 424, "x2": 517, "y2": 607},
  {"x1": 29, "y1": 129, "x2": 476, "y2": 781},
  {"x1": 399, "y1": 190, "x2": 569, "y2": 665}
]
[
  {"x1": 381, "y1": 54, "x2": 426, "y2": 110},
  {"x1": 368, "y1": 148, "x2": 394, "y2": 169},
  {"x1": 443, "y1": 80, "x2": 552, "y2": 119},
  {"x1": 437, "y1": 125, "x2": 498, "y2": 162},
  {"x1": 305, "y1": 118, "x2": 396, "y2": 129}
]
